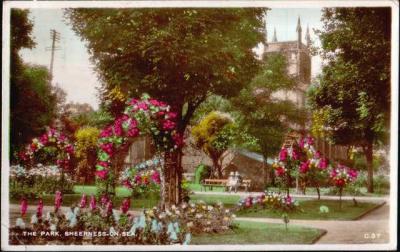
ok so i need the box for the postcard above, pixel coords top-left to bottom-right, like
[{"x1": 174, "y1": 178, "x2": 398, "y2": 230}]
[{"x1": 1, "y1": 1, "x2": 398, "y2": 251}]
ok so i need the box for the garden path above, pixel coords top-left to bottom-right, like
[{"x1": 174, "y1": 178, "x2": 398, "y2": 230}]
[
  {"x1": 194, "y1": 191, "x2": 390, "y2": 202},
  {"x1": 236, "y1": 203, "x2": 390, "y2": 244}
]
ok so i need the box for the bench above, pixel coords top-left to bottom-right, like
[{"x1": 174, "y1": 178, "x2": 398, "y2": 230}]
[
  {"x1": 201, "y1": 179, "x2": 252, "y2": 192},
  {"x1": 201, "y1": 179, "x2": 228, "y2": 192}
]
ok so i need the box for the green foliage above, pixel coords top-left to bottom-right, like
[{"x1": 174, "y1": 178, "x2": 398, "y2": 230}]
[
  {"x1": 230, "y1": 53, "x2": 307, "y2": 161},
  {"x1": 308, "y1": 8, "x2": 391, "y2": 192},
  {"x1": 75, "y1": 127, "x2": 100, "y2": 158},
  {"x1": 10, "y1": 10, "x2": 58, "y2": 157},
  {"x1": 194, "y1": 164, "x2": 212, "y2": 184},
  {"x1": 192, "y1": 111, "x2": 235, "y2": 177},
  {"x1": 308, "y1": 8, "x2": 390, "y2": 146},
  {"x1": 66, "y1": 8, "x2": 266, "y2": 134}
]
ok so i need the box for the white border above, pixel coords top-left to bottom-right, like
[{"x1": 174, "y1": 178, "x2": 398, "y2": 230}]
[{"x1": 2, "y1": 1, "x2": 399, "y2": 251}]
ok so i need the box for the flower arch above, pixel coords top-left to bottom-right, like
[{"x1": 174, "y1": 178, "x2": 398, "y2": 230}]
[
  {"x1": 17, "y1": 128, "x2": 75, "y2": 171},
  {"x1": 95, "y1": 94, "x2": 183, "y2": 187}
]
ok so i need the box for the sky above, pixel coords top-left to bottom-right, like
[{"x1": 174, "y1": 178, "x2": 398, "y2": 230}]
[{"x1": 20, "y1": 8, "x2": 324, "y2": 110}]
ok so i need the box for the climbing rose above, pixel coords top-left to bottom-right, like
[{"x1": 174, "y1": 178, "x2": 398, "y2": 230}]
[
  {"x1": 96, "y1": 169, "x2": 109, "y2": 180},
  {"x1": 162, "y1": 120, "x2": 176, "y2": 130},
  {"x1": 279, "y1": 148, "x2": 288, "y2": 161},
  {"x1": 299, "y1": 161, "x2": 310, "y2": 173},
  {"x1": 319, "y1": 158, "x2": 328, "y2": 170}
]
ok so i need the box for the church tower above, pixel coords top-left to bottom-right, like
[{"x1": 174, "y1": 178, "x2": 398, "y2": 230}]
[{"x1": 263, "y1": 16, "x2": 312, "y2": 109}]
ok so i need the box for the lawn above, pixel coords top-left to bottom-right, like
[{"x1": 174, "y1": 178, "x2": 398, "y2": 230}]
[
  {"x1": 189, "y1": 193, "x2": 240, "y2": 207},
  {"x1": 191, "y1": 220, "x2": 325, "y2": 244},
  {"x1": 236, "y1": 199, "x2": 383, "y2": 220}
]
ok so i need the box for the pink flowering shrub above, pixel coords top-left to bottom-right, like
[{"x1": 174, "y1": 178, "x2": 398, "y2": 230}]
[{"x1": 95, "y1": 94, "x2": 183, "y2": 187}]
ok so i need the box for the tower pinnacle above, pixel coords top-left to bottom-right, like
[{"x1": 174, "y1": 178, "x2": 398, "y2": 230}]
[
  {"x1": 272, "y1": 27, "x2": 278, "y2": 42},
  {"x1": 296, "y1": 16, "x2": 302, "y2": 47},
  {"x1": 305, "y1": 24, "x2": 311, "y2": 48}
]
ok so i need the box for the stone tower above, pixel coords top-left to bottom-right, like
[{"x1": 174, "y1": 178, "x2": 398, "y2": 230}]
[{"x1": 262, "y1": 17, "x2": 312, "y2": 110}]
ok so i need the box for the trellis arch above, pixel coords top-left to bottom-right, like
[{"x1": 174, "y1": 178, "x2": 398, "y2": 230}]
[
  {"x1": 18, "y1": 128, "x2": 75, "y2": 170},
  {"x1": 95, "y1": 94, "x2": 183, "y2": 200},
  {"x1": 17, "y1": 128, "x2": 75, "y2": 192}
]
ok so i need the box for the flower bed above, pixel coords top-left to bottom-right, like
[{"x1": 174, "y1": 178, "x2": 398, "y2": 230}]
[
  {"x1": 235, "y1": 192, "x2": 299, "y2": 213},
  {"x1": 10, "y1": 194, "x2": 235, "y2": 245},
  {"x1": 10, "y1": 164, "x2": 74, "y2": 198}
]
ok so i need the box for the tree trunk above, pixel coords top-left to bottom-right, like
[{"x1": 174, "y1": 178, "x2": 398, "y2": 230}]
[
  {"x1": 316, "y1": 186, "x2": 320, "y2": 200},
  {"x1": 212, "y1": 158, "x2": 223, "y2": 179},
  {"x1": 160, "y1": 150, "x2": 182, "y2": 209},
  {"x1": 364, "y1": 143, "x2": 374, "y2": 193}
]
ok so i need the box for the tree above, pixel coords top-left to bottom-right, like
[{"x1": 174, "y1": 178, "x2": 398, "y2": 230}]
[
  {"x1": 75, "y1": 127, "x2": 100, "y2": 184},
  {"x1": 66, "y1": 8, "x2": 266, "y2": 205},
  {"x1": 10, "y1": 10, "x2": 58, "y2": 158},
  {"x1": 308, "y1": 8, "x2": 391, "y2": 192},
  {"x1": 230, "y1": 53, "x2": 307, "y2": 184},
  {"x1": 192, "y1": 111, "x2": 235, "y2": 178}
]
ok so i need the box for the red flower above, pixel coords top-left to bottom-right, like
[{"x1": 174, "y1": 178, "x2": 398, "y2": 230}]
[
  {"x1": 39, "y1": 134, "x2": 49, "y2": 145},
  {"x1": 167, "y1": 112, "x2": 177, "y2": 120},
  {"x1": 137, "y1": 102, "x2": 148, "y2": 110},
  {"x1": 335, "y1": 178, "x2": 345, "y2": 187},
  {"x1": 20, "y1": 197, "x2": 28, "y2": 217},
  {"x1": 299, "y1": 160, "x2": 310, "y2": 173},
  {"x1": 162, "y1": 120, "x2": 176, "y2": 130},
  {"x1": 172, "y1": 133, "x2": 184, "y2": 147},
  {"x1": 151, "y1": 170, "x2": 161, "y2": 184},
  {"x1": 54, "y1": 191, "x2": 63, "y2": 212},
  {"x1": 275, "y1": 167, "x2": 285, "y2": 177},
  {"x1": 100, "y1": 143, "x2": 114, "y2": 155},
  {"x1": 149, "y1": 99, "x2": 161, "y2": 106},
  {"x1": 122, "y1": 180, "x2": 132, "y2": 188},
  {"x1": 120, "y1": 198, "x2": 130, "y2": 214},
  {"x1": 128, "y1": 98, "x2": 139, "y2": 105},
  {"x1": 96, "y1": 170, "x2": 109, "y2": 180},
  {"x1": 90, "y1": 195, "x2": 97, "y2": 211},
  {"x1": 319, "y1": 158, "x2": 328, "y2": 170},
  {"x1": 279, "y1": 148, "x2": 288, "y2": 162},
  {"x1": 79, "y1": 194, "x2": 87, "y2": 208}
]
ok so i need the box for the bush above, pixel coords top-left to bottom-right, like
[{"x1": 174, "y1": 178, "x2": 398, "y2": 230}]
[{"x1": 194, "y1": 164, "x2": 211, "y2": 184}]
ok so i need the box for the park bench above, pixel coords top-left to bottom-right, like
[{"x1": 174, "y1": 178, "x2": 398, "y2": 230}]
[
  {"x1": 200, "y1": 178, "x2": 252, "y2": 192},
  {"x1": 201, "y1": 179, "x2": 228, "y2": 192},
  {"x1": 239, "y1": 179, "x2": 252, "y2": 192}
]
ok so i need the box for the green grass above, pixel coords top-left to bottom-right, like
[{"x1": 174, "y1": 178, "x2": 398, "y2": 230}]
[
  {"x1": 187, "y1": 183, "x2": 226, "y2": 192},
  {"x1": 73, "y1": 185, "x2": 133, "y2": 197},
  {"x1": 189, "y1": 194, "x2": 240, "y2": 207},
  {"x1": 236, "y1": 199, "x2": 382, "y2": 220},
  {"x1": 191, "y1": 220, "x2": 325, "y2": 244}
]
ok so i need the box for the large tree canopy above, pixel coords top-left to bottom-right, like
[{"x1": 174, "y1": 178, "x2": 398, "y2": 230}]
[
  {"x1": 65, "y1": 9, "x2": 265, "y2": 131},
  {"x1": 308, "y1": 8, "x2": 391, "y2": 192}
]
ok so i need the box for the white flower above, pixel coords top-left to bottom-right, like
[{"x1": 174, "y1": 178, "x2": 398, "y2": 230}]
[
  {"x1": 45, "y1": 212, "x2": 52, "y2": 221},
  {"x1": 16, "y1": 218, "x2": 25, "y2": 229},
  {"x1": 186, "y1": 221, "x2": 193, "y2": 228},
  {"x1": 232, "y1": 214, "x2": 236, "y2": 219},
  {"x1": 50, "y1": 224, "x2": 57, "y2": 232},
  {"x1": 31, "y1": 214, "x2": 38, "y2": 224},
  {"x1": 225, "y1": 209, "x2": 230, "y2": 213},
  {"x1": 195, "y1": 214, "x2": 203, "y2": 219},
  {"x1": 190, "y1": 203, "x2": 195, "y2": 208},
  {"x1": 73, "y1": 207, "x2": 80, "y2": 216}
]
